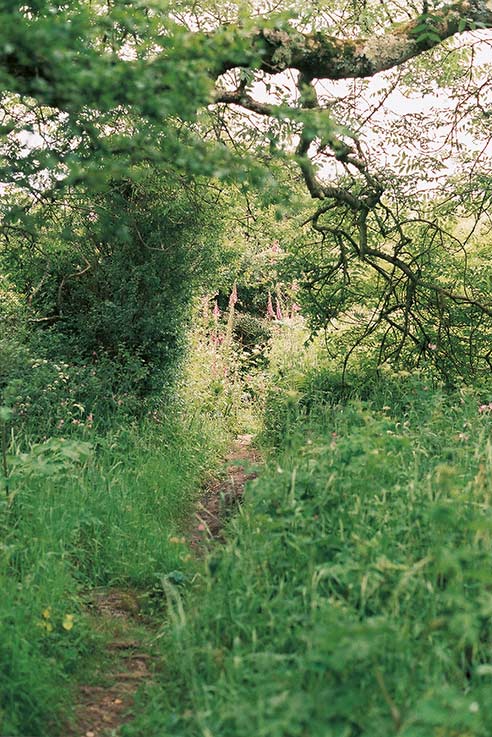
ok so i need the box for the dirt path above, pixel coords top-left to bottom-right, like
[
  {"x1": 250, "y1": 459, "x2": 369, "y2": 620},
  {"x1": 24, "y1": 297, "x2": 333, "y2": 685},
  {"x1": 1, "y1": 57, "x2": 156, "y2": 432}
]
[
  {"x1": 69, "y1": 434, "x2": 260, "y2": 737},
  {"x1": 67, "y1": 589, "x2": 154, "y2": 737},
  {"x1": 191, "y1": 433, "x2": 260, "y2": 547}
]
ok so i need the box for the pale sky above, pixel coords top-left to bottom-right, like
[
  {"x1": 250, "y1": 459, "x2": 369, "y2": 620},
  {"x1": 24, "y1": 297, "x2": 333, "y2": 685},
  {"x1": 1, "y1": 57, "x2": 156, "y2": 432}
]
[{"x1": 245, "y1": 31, "x2": 492, "y2": 187}]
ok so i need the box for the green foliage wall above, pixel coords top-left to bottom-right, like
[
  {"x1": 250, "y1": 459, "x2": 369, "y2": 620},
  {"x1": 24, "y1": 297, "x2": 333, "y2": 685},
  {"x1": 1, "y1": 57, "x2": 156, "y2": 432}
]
[
  {"x1": 2, "y1": 168, "x2": 224, "y2": 397},
  {"x1": 50, "y1": 173, "x2": 222, "y2": 389},
  {"x1": 0, "y1": 168, "x2": 229, "y2": 438}
]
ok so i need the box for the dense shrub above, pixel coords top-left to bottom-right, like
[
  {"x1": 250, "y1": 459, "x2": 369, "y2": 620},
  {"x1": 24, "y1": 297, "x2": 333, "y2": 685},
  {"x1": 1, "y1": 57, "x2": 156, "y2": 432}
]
[
  {"x1": 0, "y1": 337, "x2": 149, "y2": 438},
  {"x1": 1, "y1": 169, "x2": 225, "y2": 399},
  {"x1": 233, "y1": 313, "x2": 272, "y2": 350},
  {"x1": 0, "y1": 170, "x2": 229, "y2": 437}
]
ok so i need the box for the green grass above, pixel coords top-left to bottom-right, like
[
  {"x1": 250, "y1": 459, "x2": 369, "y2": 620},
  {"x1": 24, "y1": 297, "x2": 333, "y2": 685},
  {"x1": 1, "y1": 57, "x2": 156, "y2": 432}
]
[
  {"x1": 125, "y1": 379, "x2": 492, "y2": 737},
  {"x1": 0, "y1": 408, "x2": 227, "y2": 737}
]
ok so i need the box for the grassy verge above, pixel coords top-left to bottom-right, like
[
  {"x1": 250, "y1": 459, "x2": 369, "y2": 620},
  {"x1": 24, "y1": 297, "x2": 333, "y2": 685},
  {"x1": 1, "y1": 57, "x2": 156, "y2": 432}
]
[
  {"x1": 0, "y1": 291, "x2": 263, "y2": 737},
  {"x1": 125, "y1": 379, "x2": 492, "y2": 737},
  {"x1": 0, "y1": 408, "x2": 227, "y2": 737}
]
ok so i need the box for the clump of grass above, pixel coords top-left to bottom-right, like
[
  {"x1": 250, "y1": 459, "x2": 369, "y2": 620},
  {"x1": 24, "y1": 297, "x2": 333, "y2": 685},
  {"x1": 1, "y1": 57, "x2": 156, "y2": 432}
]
[
  {"x1": 127, "y1": 379, "x2": 492, "y2": 737},
  {"x1": 0, "y1": 405, "x2": 226, "y2": 736}
]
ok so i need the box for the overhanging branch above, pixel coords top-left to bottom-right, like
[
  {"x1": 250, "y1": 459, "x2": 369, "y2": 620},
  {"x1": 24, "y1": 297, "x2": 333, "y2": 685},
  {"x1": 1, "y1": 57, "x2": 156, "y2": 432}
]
[
  {"x1": 2, "y1": 2, "x2": 492, "y2": 115},
  {"x1": 216, "y1": 1, "x2": 492, "y2": 80}
]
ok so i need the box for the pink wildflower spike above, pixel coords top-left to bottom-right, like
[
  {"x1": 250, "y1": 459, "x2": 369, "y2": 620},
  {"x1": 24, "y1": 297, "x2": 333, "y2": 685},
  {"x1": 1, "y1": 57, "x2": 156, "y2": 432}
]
[
  {"x1": 266, "y1": 292, "x2": 275, "y2": 319},
  {"x1": 290, "y1": 302, "x2": 301, "y2": 318},
  {"x1": 271, "y1": 239, "x2": 281, "y2": 253},
  {"x1": 275, "y1": 298, "x2": 283, "y2": 321},
  {"x1": 213, "y1": 300, "x2": 220, "y2": 321},
  {"x1": 229, "y1": 283, "x2": 238, "y2": 308}
]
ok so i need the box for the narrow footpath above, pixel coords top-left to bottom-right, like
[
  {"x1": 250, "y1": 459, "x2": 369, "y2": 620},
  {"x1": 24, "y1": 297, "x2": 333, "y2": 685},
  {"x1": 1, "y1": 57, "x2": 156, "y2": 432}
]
[{"x1": 69, "y1": 434, "x2": 260, "y2": 737}]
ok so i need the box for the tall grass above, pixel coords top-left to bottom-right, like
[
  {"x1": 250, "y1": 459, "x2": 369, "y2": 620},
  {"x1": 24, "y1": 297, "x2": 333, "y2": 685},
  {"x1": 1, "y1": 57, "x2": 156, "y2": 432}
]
[
  {"x1": 0, "y1": 408, "x2": 226, "y2": 737},
  {"x1": 0, "y1": 290, "x2": 261, "y2": 737},
  {"x1": 127, "y1": 379, "x2": 492, "y2": 737}
]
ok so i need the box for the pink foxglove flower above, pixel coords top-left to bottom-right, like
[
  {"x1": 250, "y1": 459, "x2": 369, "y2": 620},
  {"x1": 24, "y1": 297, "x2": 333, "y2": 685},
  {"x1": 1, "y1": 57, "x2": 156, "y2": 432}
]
[
  {"x1": 275, "y1": 298, "x2": 283, "y2": 321},
  {"x1": 229, "y1": 283, "x2": 238, "y2": 307},
  {"x1": 213, "y1": 300, "x2": 220, "y2": 321},
  {"x1": 479, "y1": 404, "x2": 492, "y2": 414},
  {"x1": 266, "y1": 292, "x2": 275, "y2": 319}
]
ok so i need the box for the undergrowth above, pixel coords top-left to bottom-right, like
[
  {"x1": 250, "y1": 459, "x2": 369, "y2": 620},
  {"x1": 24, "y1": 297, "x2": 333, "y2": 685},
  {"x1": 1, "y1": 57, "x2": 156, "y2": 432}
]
[
  {"x1": 0, "y1": 285, "x2": 263, "y2": 736},
  {"x1": 3, "y1": 301, "x2": 492, "y2": 737},
  {"x1": 0, "y1": 407, "x2": 228, "y2": 736},
  {"x1": 125, "y1": 376, "x2": 492, "y2": 737}
]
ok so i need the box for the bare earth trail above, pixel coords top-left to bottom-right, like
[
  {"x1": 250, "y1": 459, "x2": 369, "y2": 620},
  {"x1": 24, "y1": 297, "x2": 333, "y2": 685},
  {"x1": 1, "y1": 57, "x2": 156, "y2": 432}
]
[
  {"x1": 68, "y1": 434, "x2": 261, "y2": 737},
  {"x1": 191, "y1": 433, "x2": 261, "y2": 547}
]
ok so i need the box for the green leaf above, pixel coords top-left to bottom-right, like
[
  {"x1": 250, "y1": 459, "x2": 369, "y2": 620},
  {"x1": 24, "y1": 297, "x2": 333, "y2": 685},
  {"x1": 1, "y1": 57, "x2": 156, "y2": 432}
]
[{"x1": 0, "y1": 406, "x2": 13, "y2": 422}]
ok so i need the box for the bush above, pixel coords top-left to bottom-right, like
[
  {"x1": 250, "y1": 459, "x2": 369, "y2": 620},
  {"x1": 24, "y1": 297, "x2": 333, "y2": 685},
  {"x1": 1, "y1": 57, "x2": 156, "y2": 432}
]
[
  {"x1": 233, "y1": 313, "x2": 272, "y2": 350},
  {"x1": 1, "y1": 168, "x2": 225, "y2": 401},
  {"x1": 0, "y1": 337, "x2": 152, "y2": 439}
]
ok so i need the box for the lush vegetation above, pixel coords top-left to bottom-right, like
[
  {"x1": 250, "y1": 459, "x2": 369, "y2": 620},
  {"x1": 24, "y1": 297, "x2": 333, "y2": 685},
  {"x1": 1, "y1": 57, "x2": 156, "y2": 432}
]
[
  {"x1": 1, "y1": 1, "x2": 492, "y2": 735},
  {"x1": 0, "y1": 413, "x2": 221, "y2": 734},
  {"x1": 128, "y1": 364, "x2": 492, "y2": 737}
]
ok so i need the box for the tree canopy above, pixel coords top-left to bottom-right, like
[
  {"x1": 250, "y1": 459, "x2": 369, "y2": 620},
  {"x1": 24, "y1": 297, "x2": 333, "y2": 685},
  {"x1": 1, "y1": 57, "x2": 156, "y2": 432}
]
[{"x1": 1, "y1": 0, "x2": 492, "y2": 378}]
